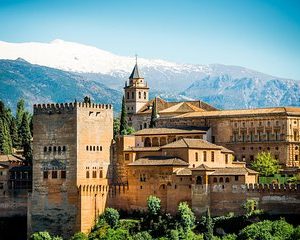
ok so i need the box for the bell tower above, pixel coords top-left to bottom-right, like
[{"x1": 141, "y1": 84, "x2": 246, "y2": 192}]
[{"x1": 124, "y1": 56, "x2": 149, "y2": 125}]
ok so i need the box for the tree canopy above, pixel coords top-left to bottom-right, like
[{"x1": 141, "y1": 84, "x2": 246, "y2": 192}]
[{"x1": 251, "y1": 152, "x2": 280, "y2": 176}]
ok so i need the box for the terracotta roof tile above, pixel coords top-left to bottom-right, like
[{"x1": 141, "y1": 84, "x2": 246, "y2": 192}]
[
  {"x1": 134, "y1": 127, "x2": 208, "y2": 136},
  {"x1": 128, "y1": 156, "x2": 189, "y2": 166},
  {"x1": 161, "y1": 138, "x2": 222, "y2": 150}
]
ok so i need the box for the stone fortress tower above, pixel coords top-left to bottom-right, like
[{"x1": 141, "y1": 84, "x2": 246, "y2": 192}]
[
  {"x1": 29, "y1": 102, "x2": 113, "y2": 239},
  {"x1": 124, "y1": 58, "x2": 149, "y2": 126}
]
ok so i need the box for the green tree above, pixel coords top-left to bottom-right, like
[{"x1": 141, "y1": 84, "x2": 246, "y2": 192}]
[
  {"x1": 119, "y1": 96, "x2": 128, "y2": 135},
  {"x1": 102, "y1": 208, "x2": 120, "y2": 229},
  {"x1": 239, "y1": 219, "x2": 293, "y2": 240},
  {"x1": 70, "y1": 232, "x2": 88, "y2": 240},
  {"x1": 132, "y1": 231, "x2": 153, "y2": 240},
  {"x1": 0, "y1": 118, "x2": 12, "y2": 154},
  {"x1": 30, "y1": 231, "x2": 52, "y2": 240},
  {"x1": 292, "y1": 226, "x2": 300, "y2": 240},
  {"x1": 113, "y1": 117, "x2": 120, "y2": 139},
  {"x1": 10, "y1": 116, "x2": 19, "y2": 148},
  {"x1": 149, "y1": 100, "x2": 157, "y2": 128},
  {"x1": 147, "y1": 195, "x2": 161, "y2": 216},
  {"x1": 16, "y1": 99, "x2": 25, "y2": 129},
  {"x1": 204, "y1": 208, "x2": 214, "y2": 240},
  {"x1": 177, "y1": 202, "x2": 196, "y2": 231},
  {"x1": 251, "y1": 152, "x2": 280, "y2": 176},
  {"x1": 242, "y1": 199, "x2": 262, "y2": 218},
  {"x1": 19, "y1": 112, "x2": 32, "y2": 163}
]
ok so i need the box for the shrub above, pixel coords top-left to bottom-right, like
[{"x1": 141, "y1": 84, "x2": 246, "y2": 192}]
[
  {"x1": 221, "y1": 234, "x2": 237, "y2": 240},
  {"x1": 251, "y1": 152, "x2": 279, "y2": 176},
  {"x1": 177, "y1": 202, "x2": 196, "y2": 231},
  {"x1": 70, "y1": 232, "x2": 88, "y2": 240},
  {"x1": 238, "y1": 219, "x2": 293, "y2": 240},
  {"x1": 103, "y1": 208, "x2": 120, "y2": 228},
  {"x1": 292, "y1": 226, "x2": 300, "y2": 240},
  {"x1": 30, "y1": 231, "x2": 52, "y2": 240},
  {"x1": 147, "y1": 195, "x2": 161, "y2": 216},
  {"x1": 119, "y1": 219, "x2": 141, "y2": 235},
  {"x1": 132, "y1": 231, "x2": 153, "y2": 240}
]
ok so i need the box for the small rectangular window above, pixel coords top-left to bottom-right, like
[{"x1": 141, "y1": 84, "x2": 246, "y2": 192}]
[
  {"x1": 203, "y1": 151, "x2": 207, "y2": 162},
  {"x1": 125, "y1": 154, "x2": 130, "y2": 161},
  {"x1": 235, "y1": 176, "x2": 239, "y2": 181},
  {"x1": 99, "y1": 170, "x2": 103, "y2": 178},
  {"x1": 61, "y1": 170, "x2": 66, "y2": 179},
  {"x1": 86, "y1": 171, "x2": 90, "y2": 178},
  {"x1": 52, "y1": 171, "x2": 57, "y2": 179},
  {"x1": 225, "y1": 154, "x2": 228, "y2": 164},
  {"x1": 93, "y1": 171, "x2": 97, "y2": 178},
  {"x1": 211, "y1": 151, "x2": 214, "y2": 162},
  {"x1": 43, "y1": 171, "x2": 48, "y2": 179}
]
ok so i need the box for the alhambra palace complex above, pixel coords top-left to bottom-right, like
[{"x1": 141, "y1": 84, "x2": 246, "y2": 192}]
[{"x1": 1, "y1": 63, "x2": 300, "y2": 238}]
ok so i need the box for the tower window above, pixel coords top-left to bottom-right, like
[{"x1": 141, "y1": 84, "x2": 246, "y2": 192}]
[
  {"x1": 86, "y1": 146, "x2": 89, "y2": 151},
  {"x1": 93, "y1": 171, "x2": 97, "y2": 178},
  {"x1": 211, "y1": 151, "x2": 214, "y2": 162},
  {"x1": 86, "y1": 171, "x2": 90, "y2": 178},
  {"x1": 100, "y1": 146, "x2": 102, "y2": 151},
  {"x1": 90, "y1": 146, "x2": 92, "y2": 151},
  {"x1": 48, "y1": 146, "x2": 52, "y2": 152},
  {"x1": 58, "y1": 146, "x2": 61, "y2": 152},
  {"x1": 93, "y1": 146, "x2": 95, "y2": 151},
  {"x1": 127, "y1": 92, "x2": 130, "y2": 99},
  {"x1": 100, "y1": 170, "x2": 103, "y2": 178},
  {"x1": 144, "y1": 92, "x2": 147, "y2": 99},
  {"x1": 235, "y1": 176, "x2": 239, "y2": 181},
  {"x1": 132, "y1": 92, "x2": 134, "y2": 99},
  {"x1": 139, "y1": 92, "x2": 141, "y2": 99},
  {"x1": 203, "y1": 151, "x2": 207, "y2": 162},
  {"x1": 61, "y1": 171, "x2": 66, "y2": 179},
  {"x1": 43, "y1": 171, "x2": 48, "y2": 179},
  {"x1": 44, "y1": 146, "x2": 47, "y2": 152},
  {"x1": 52, "y1": 171, "x2": 58, "y2": 179},
  {"x1": 195, "y1": 152, "x2": 198, "y2": 161},
  {"x1": 53, "y1": 146, "x2": 57, "y2": 152}
]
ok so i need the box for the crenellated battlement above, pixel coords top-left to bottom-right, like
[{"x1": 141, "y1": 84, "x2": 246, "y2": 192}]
[
  {"x1": 245, "y1": 183, "x2": 300, "y2": 192},
  {"x1": 33, "y1": 101, "x2": 113, "y2": 114}
]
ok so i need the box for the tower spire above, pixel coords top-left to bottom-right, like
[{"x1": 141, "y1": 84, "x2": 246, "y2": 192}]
[{"x1": 135, "y1": 54, "x2": 138, "y2": 65}]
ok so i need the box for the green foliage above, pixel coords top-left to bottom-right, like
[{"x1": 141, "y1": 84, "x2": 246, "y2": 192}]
[
  {"x1": 238, "y1": 219, "x2": 293, "y2": 240},
  {"x1": 149, "y1": 100, "x2": 157, "y2": 128},
  {"x1": 147, "y1": 195, "x2": 161, "y2": 216},
  {"x1": 19, "y1": 112, "x2": 32, "y2": 163},
  {"x1": 70, "y1": 232, "x2": 88, "y2": 240},
  {"x1": 30, "y1": 231, "x2": 52, "y2": 240},
  {"x1": 169, "y1": 228, "x2": 204, "y2": 240},
  {"x1": 119, "y1": 95, "x2": 128, "y2": 135},
  {"x1": 0, "y1": 117, "x2": 12, "y2": 154},
  {"x1": 204, "y1": 208, "x2": 214, "y2": 240},
  {"x1": 103, "y1": 208, "x2": 120, "y2": 229},
  {"x1": 132, "y1": 231, "x2": 152, "y2": 240},
  {"x1": 177, "y1": 202, "x2": 196, "y2": 231},
  {"x1": 119, "y1": 219, "x2": 141, "y2": 234},
  {"x1": 242, "y1": 199, "x2": 262, "y2": 218},
  {"x1": 292, "y1": 226, "x2": 300, "y2": 240},
  {"x1": 113, "y1": 118, "x2": 120, "y2": 139},
  {"x1": 221, "y1": 234, "x2": 237, "y2": 240},
  {"x1": 9, "y1": 116, "x2": 19, "y2": 148},
  {"x1": 16, "y1": 99, "x2": 25, "y2": 129},
  {"x1": 251, "y1": 152, "x2": 280, "y2": 176}
]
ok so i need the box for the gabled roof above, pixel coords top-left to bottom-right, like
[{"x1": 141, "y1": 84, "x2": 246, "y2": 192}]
[
  {"x1": 159, "y1": 102, "x2": 205, "y2": 114},
  {"x1": 173, "y1": 107, "x2": 300, "y2": 119},
  {"x1": 210, "y1": 167, "x2": 258, "y2": 176},
  {"x1": 129, "y1": 64, "x2": 141, "y2": 79},
  {"x1": 175, "y1": 168, "x2": 192, "y2": 176},
  {"x1": 133, "y1": 127, "x2": 208, "y2": 136},
  {"x1": 160, "y1": 138, "x2": 223, "y2": 150},
  {"x1": 137, "y1": 97, "x2": 218, "y2": 114},
  {"x1": 128, "y1": 156, "x2": 189, "y2": 166},
  {"x1": 192, "y1": 164, "x2": 214, "y2": 171}
]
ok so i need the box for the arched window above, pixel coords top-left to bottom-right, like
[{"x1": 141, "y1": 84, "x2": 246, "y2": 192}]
[
  {"x1": 90, "y1": 146, "x2": 92, "y2": 151},
  {"x1": 139, "y1": 92, "x2": 141, "y2": 99},
  {"x1": 86, "y1": 171, "x2": 89, "y2": 178},
  {"x1": 132, "y1": 92, "x2": 134, "y2": 99},
  {"x1": 152, "y1": 137, "x2": 159, "y2": 147},
  {"x1": 213, "y1": 177, "x2": 217, "y2": 183},
  {"x1": 196, "y1": 176, "x2": 202, "y2": 185},
  {"x1": 93, "y1": 146, "x2": 95, "y2": 151},
  {"x1": 127, "y1": 92, "x2": 130, "y2": 99},
  {"x1": 44, "y1": 146, "x2": 47, "y2": 152},
  {"x1": 144, "y1": 137, "x2": 151, "y2": 147},
  {"x1": 86, "y1": 146, "x2": 89, "y2": 151},
  {"x1": 160, "y1": 137, "x2": 167, "y2": 146},
  {"x1": 195, "y1": 152, "x2": 199, "y2": 161},
  {"x1": 48, "y1": 146, "x2": 52, "y2": 152},
  {"x1": 97, "y1": 146, "x2": 99, "y2": 151},
  {"x1": 219, "y1": 177, "x2": 224, "y2": 183},
  {"x1": 144, "y1": 123, "x2": 147, "y2": 128},
  {"x1": 225, "y1": 177, "x2": 230, "y2": 183},
  {"x1": 58, "y1": 146, "x2": 61, "y2": 152},
  {"x1": 144, "y1": 92, "x2": 147, "y2": 99},
  {"x1": 53, "y1": 146, "x2": 57, "y2": 152}
]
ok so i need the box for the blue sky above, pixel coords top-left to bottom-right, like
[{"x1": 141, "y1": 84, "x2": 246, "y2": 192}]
[{"x1": 0, "y1": 0, "x2": 299, "y2": 79}]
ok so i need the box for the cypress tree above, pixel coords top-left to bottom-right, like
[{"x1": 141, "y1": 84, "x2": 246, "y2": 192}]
[
  {"x1": 10, "y1": 117, "x2": 19, "y2": 148},
  {"x1": 119, "y1": 96, "x2": 128, "y2": 135},
  {"x1": 0, "y1": 118, "x2": 12, "y2": 154},
  {"x1": 16, "y1": 99, "x2": 25, "y2": 129},
  {"x1": 19, "y1": 112, "x2": 32, "y2": 164},
  {"x1": 149, "y1": 99, "x2": 157, "y2": 128},
  {"x1": 204, "y1": 208, "x2": 214, "y2": 240}
]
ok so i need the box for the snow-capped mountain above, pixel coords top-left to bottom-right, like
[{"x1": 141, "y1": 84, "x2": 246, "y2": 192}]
[{"x1": 0, "y1": 39, "x2": 300, "y2": 111}]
